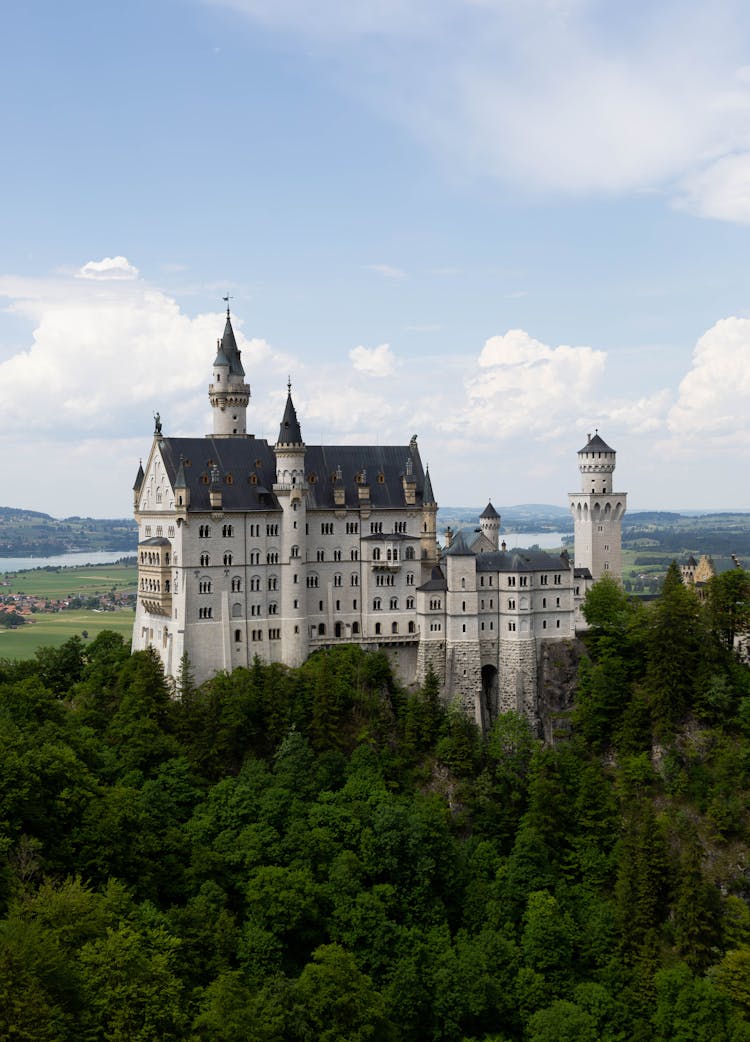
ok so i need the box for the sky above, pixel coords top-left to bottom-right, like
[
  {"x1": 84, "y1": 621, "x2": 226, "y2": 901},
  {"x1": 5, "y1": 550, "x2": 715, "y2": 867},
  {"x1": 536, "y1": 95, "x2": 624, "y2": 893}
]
[{"x1": 3, "y1": 0, "x2": 750, "y2": 518}]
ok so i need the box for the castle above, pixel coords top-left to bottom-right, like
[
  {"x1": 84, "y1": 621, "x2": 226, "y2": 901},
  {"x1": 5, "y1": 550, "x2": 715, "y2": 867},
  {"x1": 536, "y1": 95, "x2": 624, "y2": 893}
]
[{"x1": 132, "y1": 310, "x2": 627, "y2": 727}]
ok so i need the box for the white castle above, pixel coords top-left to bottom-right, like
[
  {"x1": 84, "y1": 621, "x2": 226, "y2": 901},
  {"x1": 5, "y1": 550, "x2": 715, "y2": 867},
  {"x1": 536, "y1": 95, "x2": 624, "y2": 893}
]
[{"x1": 132, "y1": 310, "x2": 627, "y2": 727}]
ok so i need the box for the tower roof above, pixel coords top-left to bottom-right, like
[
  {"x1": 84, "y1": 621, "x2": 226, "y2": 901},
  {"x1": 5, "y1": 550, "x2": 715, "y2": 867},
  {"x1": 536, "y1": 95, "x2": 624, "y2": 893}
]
[
  {"x1": 443, "y1": 529, "x2": 474, "y2": 556},
  {"x1": 578, "y1": 432, "x2": 614, "y2": 454},
  {"x1": 423, "y1": 466, "x2": 436, "y2": 505},
  {"x1": 220, "y1": 311, "x2": 246, "y2": 377},
  {"x1": 173, "y1": 456, "x2": 188, "y2": 489},
  {"x1": 277, "y1": 386, "x2": 303, "y2": 445},
  {"x1": 480, "y1": 500, "x2": 499, "y2": 519},
  {"x1": 132, "y1": 461, "x2": 144, "y2": 492}
]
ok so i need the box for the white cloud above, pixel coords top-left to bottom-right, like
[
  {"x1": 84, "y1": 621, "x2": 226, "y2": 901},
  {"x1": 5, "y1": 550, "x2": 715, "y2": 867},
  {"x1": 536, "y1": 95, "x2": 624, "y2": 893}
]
[
  {"x1": 667, "y1": 317, "x2": 750, "y2": 448},
  {"x1": 349, "y1": 342, "x2": 397, "y2": 377},
  {"x1": 675, "y1": 153, "x2": 750, "y2": 223},
  {"x1": 206, "y1": 0, "x2": 750, "y2": 221},
  {"x1": 76, "y1": 256, "x2": 140, "y2": 280}
]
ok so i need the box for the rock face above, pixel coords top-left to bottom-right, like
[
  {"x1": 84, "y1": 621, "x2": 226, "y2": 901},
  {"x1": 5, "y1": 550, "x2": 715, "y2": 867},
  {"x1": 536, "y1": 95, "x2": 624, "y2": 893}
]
[{"x1": 537, "y1": 638, "x2": 586, "y2": 743}]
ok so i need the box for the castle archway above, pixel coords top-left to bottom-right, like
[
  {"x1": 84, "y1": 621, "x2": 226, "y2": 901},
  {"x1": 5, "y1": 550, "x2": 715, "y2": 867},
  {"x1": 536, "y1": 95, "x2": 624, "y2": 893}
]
[{"x1": 481, "y1": 664, "x2": 498, "y2": 727}]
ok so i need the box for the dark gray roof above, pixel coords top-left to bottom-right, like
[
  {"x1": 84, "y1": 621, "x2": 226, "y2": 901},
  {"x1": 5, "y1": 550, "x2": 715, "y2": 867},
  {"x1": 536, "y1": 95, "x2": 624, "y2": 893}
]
[
  {"x1": 443, "y1": 530, "x2": 475, "y2": 556},
  {"x1": 213, "y1": 344, "x2": 230, "y2": 368},
  {"x1": 480, "y1": 501, "x2": 499, "y2": 519},
  {"x1": 220, "y1": 313, "x2": 246, "y2": 378},
  {"x1": 303, "y1": 444, "x2": 429, "y2": 510},
  {"x1": 574, "y1": 567, "x2": 593, "y2": 579},
  {"x1": 423, "y1": 466, "x2": 436, "y2": 506},
  {"x1": 417, "y1": 566, "x2": 447, "y2": 592},
  {"x1": 685, "y1": 555, "x2": 697, "y2": 566},
  {"x1": 475, "y1": 549, "x2": 572, "y2": 573},
  {"x1": 277, "y1": 390, "x2": 303, "y2": 445},
  {"x1": 133, "y1": 461, "x2": 144, "y2": 491},
  {"x1": 157, "y1": 437, "x2": 282, "y2": 513},
  {"x1": 174, "y1": 456, "x2": 188, "y2": 489},
  {"x1": 139, "y1": 536, "x2": 171, "y2": 547},
  {"x1": 155, "y1": 437, "x2": 431, "y2": 513},
  {"x1": 579, "y1": 432, "x2": 614, "y2": 454}
]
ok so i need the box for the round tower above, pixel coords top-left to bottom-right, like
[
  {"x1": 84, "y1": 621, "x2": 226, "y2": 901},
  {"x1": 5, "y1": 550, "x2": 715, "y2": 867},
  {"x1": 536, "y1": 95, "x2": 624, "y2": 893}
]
[
  {"x1": 274, "y1": 383, "x2": 308, "y2": 667},
  {"x1": 208, "y1": 308, "x2": 251, "y2": 436},
  {"x1": 568, "y1": 431, "x2": 627, "y2": 581},
  {"x1": 420, "y1": 465, "x2": 439, "y2": 572},
  {"x1": 480, "y1": 501, "x2": 500, "y2": 550}
]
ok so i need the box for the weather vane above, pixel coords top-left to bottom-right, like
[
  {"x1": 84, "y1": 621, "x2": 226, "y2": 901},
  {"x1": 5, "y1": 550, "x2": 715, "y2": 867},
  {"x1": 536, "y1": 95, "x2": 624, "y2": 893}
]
[{"x1": 222, "y1": 293, "x2": 233, "y2": 316}]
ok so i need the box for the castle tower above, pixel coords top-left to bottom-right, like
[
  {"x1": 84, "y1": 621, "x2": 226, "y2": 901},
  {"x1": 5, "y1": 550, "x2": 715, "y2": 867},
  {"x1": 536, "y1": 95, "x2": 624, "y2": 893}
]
[
  {"x1": 568, "y1": 432, "x2": 627, "y2": 581},
  {"x1": 421, "y1": 466, "x2": 439, "y2": 571},
  {"x1": 208, "y1": 308, "x2": 251, "y2": 437},
  {"x1": 480, "y1": 501, "x2": 500, "y2": 550},
  {"x1": 274, "y1": 383, "x2": 308, "y2": 666}
]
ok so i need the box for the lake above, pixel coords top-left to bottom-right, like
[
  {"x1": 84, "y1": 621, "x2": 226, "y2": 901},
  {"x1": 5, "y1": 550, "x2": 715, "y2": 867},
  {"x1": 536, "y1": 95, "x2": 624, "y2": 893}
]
[{"x1": 0, "y1": 550, "x2": 135, "y2": 574}]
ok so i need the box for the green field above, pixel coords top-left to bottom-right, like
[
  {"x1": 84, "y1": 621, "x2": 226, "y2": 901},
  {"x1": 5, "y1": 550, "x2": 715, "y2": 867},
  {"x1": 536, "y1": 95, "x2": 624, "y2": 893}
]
[
  {"x1": 0, "y1": 609, "x2": 134, "y2": 659},
  {"x1": 0, "y1": 563, "x2": 137, "y2": 599}
]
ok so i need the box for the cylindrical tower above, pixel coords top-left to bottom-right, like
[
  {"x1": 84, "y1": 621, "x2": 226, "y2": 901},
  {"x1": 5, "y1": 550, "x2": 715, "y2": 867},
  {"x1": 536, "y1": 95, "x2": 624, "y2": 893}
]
[
  {"x1": 208, "y1": 309, "x2": 251, "y2": 437},
  {"x1": 480, "y1": 501, "x2": 500, "y2": 550},
  {"x1": 568, "y1": 432, "x2": 627, "y2": 581}
]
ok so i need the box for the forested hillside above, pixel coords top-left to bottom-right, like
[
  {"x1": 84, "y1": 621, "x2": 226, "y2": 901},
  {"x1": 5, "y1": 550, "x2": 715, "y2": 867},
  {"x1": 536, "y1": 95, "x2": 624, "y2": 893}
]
[{"x1": 1, "y1": 566, "x2": 750, "y2": 1041}]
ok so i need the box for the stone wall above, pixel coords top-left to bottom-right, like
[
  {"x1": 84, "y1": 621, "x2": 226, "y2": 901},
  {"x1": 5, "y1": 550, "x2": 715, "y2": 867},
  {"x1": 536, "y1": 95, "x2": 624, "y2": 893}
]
[
  {"x1": 416, "y1": 640, "x2": 447, "y2": 689},
  {"x1": 498, "y1": 639, "x2": 538, "y2": 720},
  {"x1": 445, "y1": 640, "x2": 483, "y2": 723}
]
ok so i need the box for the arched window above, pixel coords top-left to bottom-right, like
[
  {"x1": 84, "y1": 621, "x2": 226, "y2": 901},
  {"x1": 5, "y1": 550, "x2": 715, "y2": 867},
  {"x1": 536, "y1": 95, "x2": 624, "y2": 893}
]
[
  {"x1": 405, "y1": 546, "x2": 415, "y2": 560},
  {"x1": 200, "y1": 554, "x2": 210, "y2": 567},
  {"x1": 352, "y1": 621, "x2": 360, "y2": 635},
  {"x1": 390, "y1": 597, "x2": 398, "y2": 610},
  {"x1": 373, "y1": 548, "x2": 381, "y2": 561},
  {"x1": 232, "y1": 603, "x2": 242, "y2": 617},
  {"x1": 373, "y1": 597, "x2": 382, "y2": 611},
  {"x1": 392, "y1": 621, "x2": 398, "y2": 634},
  {"x1": 224, "y1": 552, "x2": 232, "y2": 566},
  {"x1": 351, "y1": 573, "x2": 359, "y2": 586},
  {"x1": 375, "y1": 622, "x2": 381, "y2": 635},
  {"x1": 234, "y1": 628, "x2": 242, "y2": 642},
  {"x1": 408, "y1": 621, "x2": 415, "y2": 633}
]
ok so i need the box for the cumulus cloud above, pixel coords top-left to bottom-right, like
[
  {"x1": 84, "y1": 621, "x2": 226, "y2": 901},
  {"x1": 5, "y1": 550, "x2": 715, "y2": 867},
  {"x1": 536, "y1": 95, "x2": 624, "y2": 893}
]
[
  {"x1": 76, "y1": 256, "x2": 140, "y2": 280},
  {"x1": 675, "y1": 154, "x2": 750, "y2": 224},
  {"x1": 667, "y1": 317, "x2": 750, "y2": 447},
  {"x1": 444, "y1": 329, "x2": 606, "y2": 439},
  {"x1": 349, "y1": 342, "x2": 397, "y2": 377}
]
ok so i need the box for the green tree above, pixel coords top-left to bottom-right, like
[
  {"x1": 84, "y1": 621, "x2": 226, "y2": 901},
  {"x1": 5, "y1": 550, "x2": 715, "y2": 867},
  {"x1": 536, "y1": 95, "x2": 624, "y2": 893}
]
[{"x1": 291, "y1": 944, "x2": 392, "y2": 1042}]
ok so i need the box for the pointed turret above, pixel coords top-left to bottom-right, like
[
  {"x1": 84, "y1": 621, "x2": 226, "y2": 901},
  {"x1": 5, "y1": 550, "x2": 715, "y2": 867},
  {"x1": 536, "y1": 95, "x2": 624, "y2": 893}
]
[
  {"x1": 423, "y1": 466, "x2": 436, "y2": 505},
  {"x1": 132, "y1": 461, "x2": 144, "y2": 509},
  {"x1": 174, "y1": 455, "x2": 189, "y2": 510},
  {"x1": 277, "y1": 383, "x2": 303, "y2": 446},
  {"x1": 479, "y1": 500, "x2": 500, "y2": 550},
  {"x1": 208, "y1": 306, "x2": 251, "y2": 437}
]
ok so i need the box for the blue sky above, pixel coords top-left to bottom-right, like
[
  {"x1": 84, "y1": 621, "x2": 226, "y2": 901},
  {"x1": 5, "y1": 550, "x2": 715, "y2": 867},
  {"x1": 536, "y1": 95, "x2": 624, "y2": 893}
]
[{"x1": 2, "y1": 0, "x2": 750, "y2": 517}]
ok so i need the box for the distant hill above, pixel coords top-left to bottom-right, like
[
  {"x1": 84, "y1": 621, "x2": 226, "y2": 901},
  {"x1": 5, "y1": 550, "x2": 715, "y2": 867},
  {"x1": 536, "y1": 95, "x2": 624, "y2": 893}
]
[{"x1": 0, "y1": 508, "x2": 138, "y2": 557}]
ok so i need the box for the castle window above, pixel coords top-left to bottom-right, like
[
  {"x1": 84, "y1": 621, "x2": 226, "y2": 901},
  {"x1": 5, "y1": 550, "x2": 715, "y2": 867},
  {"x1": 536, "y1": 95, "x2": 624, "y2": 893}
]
[
  {"x1": 309, "y1": 473, "x2": 317, "y2": 484},
  {"x1": 318, "y1": 623, "x2": 326, "y2": 636},
  {"x1": 373, "y1": 598, "x2": 382, "y2": 611},
  {"x1": 199, "y1": 579, "x2": 212, "y2": 594},
  {"x1": 554, "y1": 574, "x2": 562, "y2": 585},
  {"x1": 508, "y1": 577, "x2": 516, "y2": 587},
  {"x1": 270, "y1": 628, "x2": 281, "y2": 640},
  {"x1": 231, "y1": 577, "x2": 242, "y2": 592},
  {"x1": 224, "y1": 553, "x2": 233, "y2": 566},
  {"x1": 199, "y1": 525, "x2": 210, "y2": 538},
  {"x1": 250, "y1": 550, "x2": 260, "y2": 565},
  {"x1": 604, "y1": 561, "x2": 609, "y2": 570},
  {"x1": 390, "y1": 597, "x2": 398, "y2": 610},
  {"x1": 234, "y1": 629, "x2": 242, "y2": 642},
  {"x1": 269, "y1": 603, "x2": 278, "y2": 615},
  {"x1": 556, "y1": 619, "x2": 561, "y2": 628},
  {"x1": 373, "y1": 548, "x2": 381, "y2": 561},
  {"x1": 406, "y1": 596, "x2": 414, "y2": 609},
  {"x1": 250, "y1": 575, "x2": 261, "y2": 591},
  {"x1": 392, "y1": 621, "x2": 398, "y2": 633},
  {"x1": 405, "y1": 546, "x2": 415, "y2": 560},
  {"x1": 334, "y1": 549, "x2": 342, "y2": 561},
  {"x1": 307, "y1": 574, "x2": 319, "y2": 588},
  {"x1": 351, "y1": 573, "x2": 359, "y2": 586},
  {"x1": 519, "y1": 576, "x2": 528, "y2": 587},
  {"x1": 556, "y1": 597, "x2": 561, "y2": 607},
  {"x1": 291, "y1": 545, "x2": 300, "y2": 558},
  {"x1": 541, "y1": 575, "x2": 548, "y2": 585},
  {"x1": 268, "y1": 576, "x2": 278, "y2": 591},
  {"x1": 353, "y1": 598, "x2": 358, "y2": 609},
  {"x1": 225, "y1": 474, "x2": 233, "y2": 485},
  {"x1": 267, "y1": 552, "x2": 279, "y2": 564},
  {"x1": 222, "y1": 524, "x2": 234, "y2": 537},
  {"x1": 480, "y1": 576, "x2": 485, "y2": 587},
  {"x1": 406, "y1": 572, "x2": 414, "y2": 586},
  {"x1": 346, "y1": 522, "x2": 359, "y2": 534},
  {"x1": 508, "y1": 599, "x2": 515, "y2": 609},
  {"x1": 490, "y1": 621, "x2": 493, "y2": 630},
  {"x1": 508, "y1": 621, "x2": 516, "y2": 631},
  {"x1": 408, "y1": 621, "x2": 415, "y2": 633},
  {"x1": 542, "y1": 620, "x2": 547, "y2": 629},
  {"x1": 370, "y1": 522, "x2": 383, "y2": 534},
  {"x1": 317, "y1": 549, "x2": 325, "y2": 562},
  {"x1": 200, "y1": 553, "x2": 210, "y2": 567},
  {"x1": 462, "y1": 601, "x2": 466, "y2": 611},
  {"x1": 377, "y1": 472, "x2": 385, "y2": 484},
  {"x1": 353, "y1": 622, "x2": 360, "y2": 635},
  {"x1": 542, "y1": 597, "x2": 546, "y2": 608},
  {"x1": 375, "y1": 623, "x2": 381, "y2": 635},
  {"x1": 334, "y1": 574, "x2": 343, "y2": 587},
  {"x1": 198, "y1": 606, "x2": 213, "y2": 620},
  {"x1": 320, "y1": 522, "x2": 333, "y2": 535},
  {"x1": 250, "y1": 474, "x2": 258, "y2": 485},
  {"x1": 232, "y1": 603, "x2": 242, "y2": 618}
]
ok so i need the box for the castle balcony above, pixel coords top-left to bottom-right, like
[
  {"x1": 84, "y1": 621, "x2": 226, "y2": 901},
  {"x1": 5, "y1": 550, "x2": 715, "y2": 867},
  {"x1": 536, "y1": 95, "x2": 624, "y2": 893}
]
[{"x1": 309, "y1": 632, "x2": 418, "y2": 649}]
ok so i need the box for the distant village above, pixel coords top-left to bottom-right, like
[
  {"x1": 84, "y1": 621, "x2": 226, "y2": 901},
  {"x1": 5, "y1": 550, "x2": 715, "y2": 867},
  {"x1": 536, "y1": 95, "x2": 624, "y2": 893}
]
[{"x1": 0, "y1": 574, "x2": 136, "y2": 628}]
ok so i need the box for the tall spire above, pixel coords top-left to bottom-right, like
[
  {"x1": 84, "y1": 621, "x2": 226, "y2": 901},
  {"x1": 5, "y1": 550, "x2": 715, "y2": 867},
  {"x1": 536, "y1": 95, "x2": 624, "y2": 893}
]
[
  {"x1": 423, "y1": 465, "x2": 436, "y2": 505},
  {"x1": 277, "y1": 382, "x2": 303, "y2": 445}
]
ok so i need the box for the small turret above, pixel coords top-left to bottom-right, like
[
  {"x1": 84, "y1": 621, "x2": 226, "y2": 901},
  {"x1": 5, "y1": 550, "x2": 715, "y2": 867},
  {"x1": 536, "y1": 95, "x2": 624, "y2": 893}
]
[
  {"x1": 480, "y1": 500, "x2": 500, "y2": 550},
  {"x1": 133, "y1": 460, "x2": 144, "y2": 510},
  {"x1": 174, "y1": 455, "x2": 189, "y2": 511}
]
